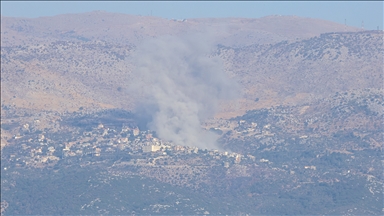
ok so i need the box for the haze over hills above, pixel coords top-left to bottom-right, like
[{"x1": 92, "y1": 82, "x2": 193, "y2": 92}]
[
  {"x1": 1, "y1": 12, "x2": 383, "y2": 215},
  {"x1": 1, "y1": 11, "x2": 361, "y2": 47},
  {"x1": 219, "y1": 31, "x2": 383, "y2": 115},
  {"x1": 1, "y1": 11, "x2": 380, "y2": 118}
]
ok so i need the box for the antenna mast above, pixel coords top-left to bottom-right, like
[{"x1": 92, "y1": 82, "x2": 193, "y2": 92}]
[{"x1": 344, "y1": 19, "x2": 347, "y2": 31}]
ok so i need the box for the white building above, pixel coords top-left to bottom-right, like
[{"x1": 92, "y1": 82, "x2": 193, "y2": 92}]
[{"x1": 143, "y1": 145, "x2": 162, "y2": 153}]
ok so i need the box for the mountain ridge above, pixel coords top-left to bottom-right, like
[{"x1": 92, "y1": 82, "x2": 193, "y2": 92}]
[
  {"x1": 1, "y1": 11, "x2": 361, "y2": 47},
  {"x1": 1, "y1": 12, "x2": 381, "y2": 118}
]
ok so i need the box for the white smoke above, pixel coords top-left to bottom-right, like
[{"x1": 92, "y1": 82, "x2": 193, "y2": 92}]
[{"x1": 129, "y1": 33, "x2": 238, "y2": 149}]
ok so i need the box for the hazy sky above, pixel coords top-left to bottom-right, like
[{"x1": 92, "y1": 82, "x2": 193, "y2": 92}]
[{"x1": 1, "y1": 1, "x2": 383, "y2": 30}]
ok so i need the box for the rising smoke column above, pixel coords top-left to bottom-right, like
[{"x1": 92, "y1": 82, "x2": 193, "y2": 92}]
[{"x1": 129, "y1": 33, "x2": 238, "y2": 149}]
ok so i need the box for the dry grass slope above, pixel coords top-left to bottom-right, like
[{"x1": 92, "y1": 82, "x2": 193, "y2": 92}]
[{"x1": 1, "y1": 12, "x2": 380, "y2": 118}]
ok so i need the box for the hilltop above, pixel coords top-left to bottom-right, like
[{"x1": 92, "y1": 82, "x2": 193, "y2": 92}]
[{"x1": 1, "y1": 11, "x2": 360, "y2": 47}]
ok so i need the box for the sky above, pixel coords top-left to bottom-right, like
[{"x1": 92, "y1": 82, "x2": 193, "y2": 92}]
[{"x1": 1, "y1": 1, "x2": 383, "y2": 30}]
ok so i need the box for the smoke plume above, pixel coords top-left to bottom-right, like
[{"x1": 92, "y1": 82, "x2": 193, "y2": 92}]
[{"x1": 129, "y1": 33, "x2": 238, "y2": 149}]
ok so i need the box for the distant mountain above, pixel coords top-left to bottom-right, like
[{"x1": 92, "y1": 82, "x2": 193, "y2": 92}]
[
  {"x1": 1, "y1": 11, "x2": 360, "y2": 47},
  {"x1": 217, "y1": 30, "x2": 383, "y2": 116},
  {"x1": 1, "y1": 12, "x2": 381, "y2": 118}
]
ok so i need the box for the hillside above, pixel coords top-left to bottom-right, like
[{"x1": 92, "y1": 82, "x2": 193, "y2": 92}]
[
  {"x1": 218, "y1": 30, "x2": 383, "y2": 115},
  {"x1": 1, "y1": 12, "x2": 383, "y2": 215},
  {"x1": 1, "y1": 16, "x2": 382, "y2": 117},
  {"x1": 1, "y1": 88, "x2": 382, "y2": 215}
]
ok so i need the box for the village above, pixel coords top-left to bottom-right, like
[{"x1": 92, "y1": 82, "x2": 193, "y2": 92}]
[
  {"x1": 1, "y1": 94, "x2": 382, "y2": 215},
  {"x1": 1, "y1": 116, "x2": 264, "y2": 172}
]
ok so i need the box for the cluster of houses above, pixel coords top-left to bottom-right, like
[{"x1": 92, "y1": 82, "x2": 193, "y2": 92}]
[{"x1": 4, "y1": 120, "x2": 252, "y2": 169}]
